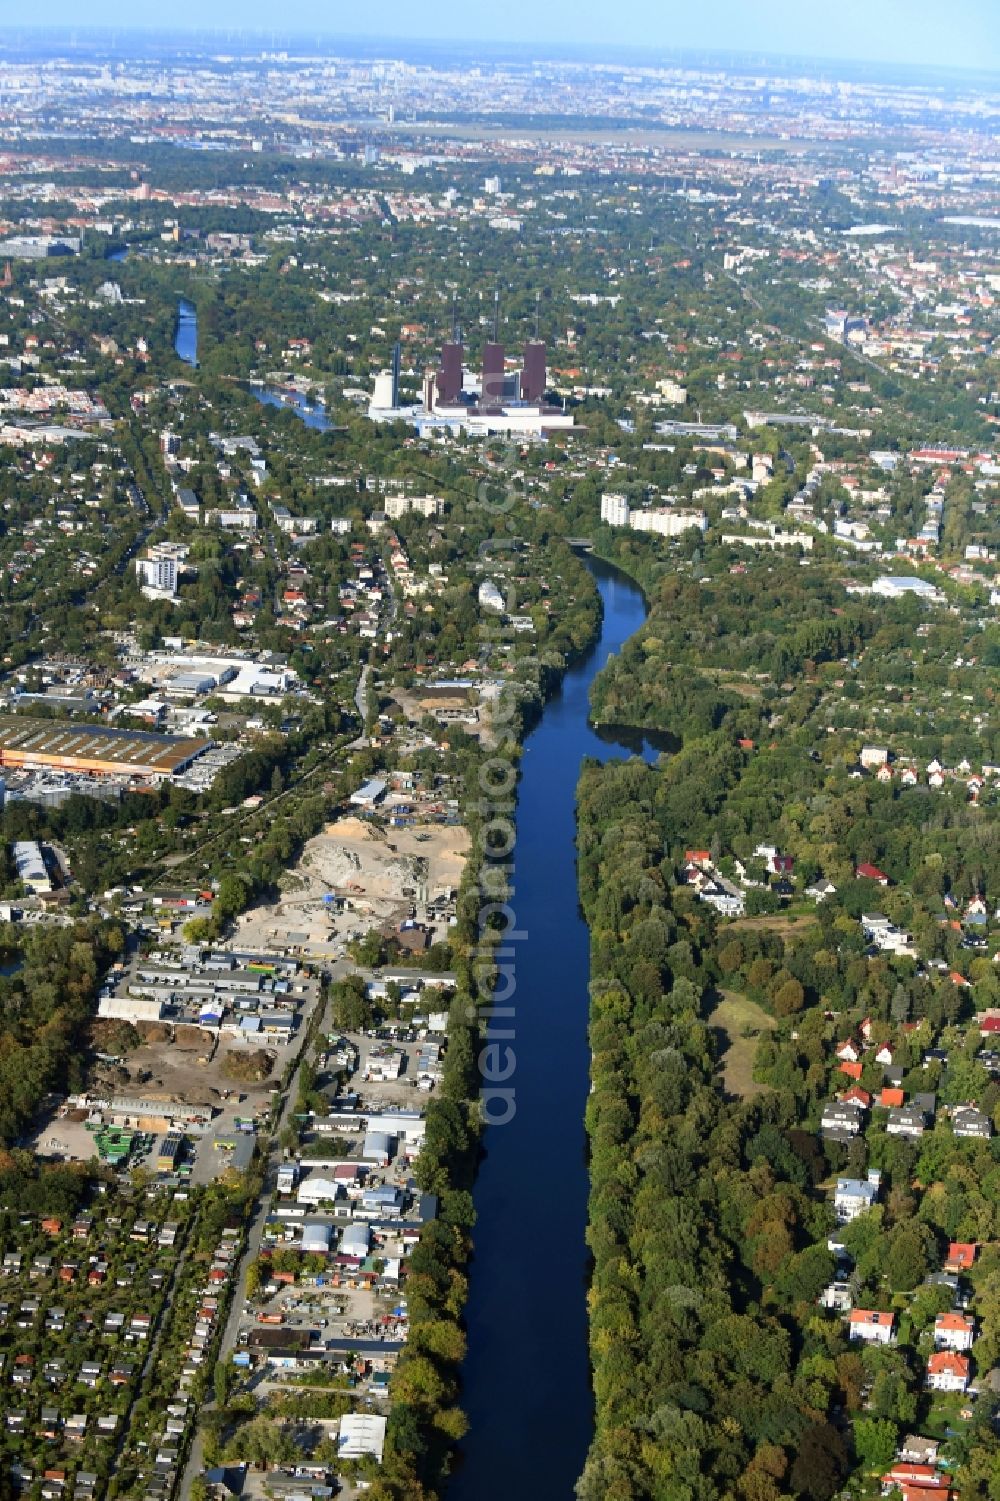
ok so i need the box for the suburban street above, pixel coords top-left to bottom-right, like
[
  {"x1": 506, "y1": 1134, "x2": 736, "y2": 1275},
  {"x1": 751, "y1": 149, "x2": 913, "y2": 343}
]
[{"x1": 175, "y1": 982, "x2": 328, "y2": 1496}]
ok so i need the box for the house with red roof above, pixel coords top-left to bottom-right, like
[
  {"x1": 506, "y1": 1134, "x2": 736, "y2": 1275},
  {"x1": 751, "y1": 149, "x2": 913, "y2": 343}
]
[
  {"x1": 880, "y1": 1464, "x2": 950, "y2": 1496},
  {"x1": 926, "y1": 1352, "x2": 969, "y2": 1392},
  {"x1": 841, "y1": 1086, "x2": 871, "y2": 1109},
  {"x1": 848, "y1": 1309, "x2": 895, "y2": 1345},
  {"x1": 857, "y1": 862, "x2": 890, "y2": 885},
  {"x1": 944, "y1": 1243, "x2": 976, "y2": 1273},
  {"x1": 880, "y1": 1087, "x2": 905, "y2": 1109},
  {"x1": 839, "y1": 1060, "x2": 864, "y2": 1081}
]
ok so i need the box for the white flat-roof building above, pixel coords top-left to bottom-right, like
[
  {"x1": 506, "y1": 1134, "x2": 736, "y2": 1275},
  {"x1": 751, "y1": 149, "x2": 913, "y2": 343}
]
[
  {"x1": 349, "y1": 778, "x2": 387, "y2": 808},
  {"x1": 383, "y1": 494, "x2": 445, "y2": 520},
  {"x1": 339, "y1": 1223, "x2": 371, "y2": 1259},
  {"x1": 300, "y1": 1221, "x2": 332, "y2": 1255},
  {"x1": 13, "y1": 840, "x2": 50, "y2": 894},
  {"x1": 478, "y1": 580, "x2": 505, "y2": 613},
  {"x1": 600, "y1": 492, "x2": 630, "y2": 527},
  {"x1": 296, "y1": 1176, "x2": 341, "y2": 1207},
  {"x1": 872, "y1": 575, "x2": 942, "y2": 602},
  {"x1": 338, "y1": 1413, "x2": 386, "y2": 1463},
  {"x1": 136, "y1": 542, "x2": 189, "y2": 602}
]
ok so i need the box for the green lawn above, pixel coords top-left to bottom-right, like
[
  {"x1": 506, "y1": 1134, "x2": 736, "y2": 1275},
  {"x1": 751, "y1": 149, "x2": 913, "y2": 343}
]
[
  {"x1": 922, "y1": 1391, "x2": 970, "y2": 1439},
  {"x1": 705, "y1": 989, "x2": 777, "y2": 1098}
]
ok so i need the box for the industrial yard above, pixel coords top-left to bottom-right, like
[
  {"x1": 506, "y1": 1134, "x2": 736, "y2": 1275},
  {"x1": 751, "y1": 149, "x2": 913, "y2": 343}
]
[{"x1": 230, "y1": 814, "x2": 469, "y2": 956}]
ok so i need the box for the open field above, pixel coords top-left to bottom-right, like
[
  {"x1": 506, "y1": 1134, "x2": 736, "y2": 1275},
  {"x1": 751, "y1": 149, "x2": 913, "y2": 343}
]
[
  {"x1": 705, "y1": 989, "x2": 776, "y2": 1098},
  {"x1": 728, "y1": 911, "x2": 819, "y2": 938}
]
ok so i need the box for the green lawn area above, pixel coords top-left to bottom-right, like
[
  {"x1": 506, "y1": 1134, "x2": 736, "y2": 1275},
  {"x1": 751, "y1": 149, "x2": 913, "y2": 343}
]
[
  {"x1": 729, "y1": 910, "x2": 819, "y2": 937},
  {"x1": 922, "y1": 1391, "x2": 970, "y2": 1440},
  {"x1": 705, "y1": 989, "x2": 777, "y2": 1098}
]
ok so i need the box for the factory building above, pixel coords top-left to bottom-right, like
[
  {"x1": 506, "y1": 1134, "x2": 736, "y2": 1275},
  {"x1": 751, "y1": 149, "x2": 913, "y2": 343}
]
[
  {"x1": 13, "y1": 840, "x2": 51, "y2": 894},
  {"x1": 372, "y1": 331, "x2": 571, "y2": 437},
  {"x1": 0, "y1": 717, "x2": 209, "y2": 781}
]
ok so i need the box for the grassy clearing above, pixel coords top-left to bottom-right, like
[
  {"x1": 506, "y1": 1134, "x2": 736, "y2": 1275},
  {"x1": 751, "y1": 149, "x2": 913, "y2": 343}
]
[
  {"x1": 728, "y1": 911, "x2": 819, "y2": 938},
  {"x1": 705, "y1": 989, "x2": 776, "y2": 1098}
]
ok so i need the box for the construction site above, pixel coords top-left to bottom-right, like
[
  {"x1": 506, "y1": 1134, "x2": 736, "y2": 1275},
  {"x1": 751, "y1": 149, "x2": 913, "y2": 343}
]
[{"x1": 232, "y1": 814, "x2": 470, "y2": 957}]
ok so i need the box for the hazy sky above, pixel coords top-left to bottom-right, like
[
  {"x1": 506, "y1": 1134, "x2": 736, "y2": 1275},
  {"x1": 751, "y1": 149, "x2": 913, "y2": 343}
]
[{"x1": 11, "y1": 0, "x2": 1000, "y2": 74}]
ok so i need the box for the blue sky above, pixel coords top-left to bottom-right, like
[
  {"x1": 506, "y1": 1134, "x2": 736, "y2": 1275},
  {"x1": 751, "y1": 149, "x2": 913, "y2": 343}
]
[{"x1": 11, "y1": 0, "x2": 1000, "y2": 74}]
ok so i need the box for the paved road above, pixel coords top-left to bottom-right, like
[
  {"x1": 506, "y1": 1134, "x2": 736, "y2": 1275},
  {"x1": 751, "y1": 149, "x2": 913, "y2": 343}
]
[
  {"x1": 355, "y1": 663, "x2": 370, "y2": 726},
  {"x1": 174, "y1": 985, "x2": 327, "y2": 1496}
]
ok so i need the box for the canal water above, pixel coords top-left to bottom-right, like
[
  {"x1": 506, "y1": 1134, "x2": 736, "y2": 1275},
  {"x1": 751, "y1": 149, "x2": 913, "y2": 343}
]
[
  {"x1": 250, "y1": 385, "x2": 332, "y2": 430},
  {"x1": 450, "y1": 556, "x2": 658, "y2": 1501},
  {"x1": 175, "y1": 299, "x2": 198, "y2": 366}
]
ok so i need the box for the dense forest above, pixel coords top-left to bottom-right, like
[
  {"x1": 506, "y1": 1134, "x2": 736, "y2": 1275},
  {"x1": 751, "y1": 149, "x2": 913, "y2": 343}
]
[{"x1": 576, "y1": 545, "x2": 1000, "y2": 1500}]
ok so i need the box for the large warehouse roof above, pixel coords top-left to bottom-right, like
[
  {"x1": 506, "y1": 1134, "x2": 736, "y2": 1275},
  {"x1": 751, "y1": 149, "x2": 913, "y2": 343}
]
[{"x1": 0, "y1": 715, "x2": 208, "y2": 777}]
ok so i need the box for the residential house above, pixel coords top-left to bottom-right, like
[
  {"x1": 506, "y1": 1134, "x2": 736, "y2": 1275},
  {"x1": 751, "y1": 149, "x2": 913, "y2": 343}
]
[
  {"x1": 926, "y1": 1352, "x2": 969, "y2": 1392},
  {"x1": 951, "y1": 1106, "x2": 991, "y2": 1139},
  {"x1": 880, "y1": 1463, "x2": 949, "y2": 1495},
  {"x1": 886, "y1": 1106, "x2": 927, "y2": 1139},
  {"x1": 821, "y1": 1102, "x2": 864, "y2": 1138},
  {"x1": 896, "y1": 1438, "x2": 940, "y2": 1466},
  {"x1": 835, "y1": 1176, "x2": 879, "y2": 1222},
  {"x1": 848, "y1": 1309, "x2": 895, "y2": 1344},
  {"x1": 819, "y1": 1281, "x2": 853, "y2": 1312},
  {"x1": 944, "y1": 1243, "x2": 976, "y2": 1274},
  {"x1": 933, "y1": 1313, "x2": 974, "y2": 1352},
  {"x1": 841, "y1": 1086, "x2": 872, "y2": 1109},
  {"x1": 698, "y1": 880, "x2": 746, "y2": 918}
]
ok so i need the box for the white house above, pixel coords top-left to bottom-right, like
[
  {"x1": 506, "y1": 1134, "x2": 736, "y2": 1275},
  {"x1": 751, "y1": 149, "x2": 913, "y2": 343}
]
[
  {"x1": 834, "y1": 1176, "x2": 879, "y2": 1222},
  {"x1": 934, "y1": 1313, "x2": 975, "y2": 1352},
  {"x1": 848, "y1": 1309, "x2": 895, "y2": 1345},
  {"x1": 699, "y1": 881, "x2": 745, "y2": 918},
  {"x1": 926, "y1": 1352, "x2": 969, "y2": 1392}
]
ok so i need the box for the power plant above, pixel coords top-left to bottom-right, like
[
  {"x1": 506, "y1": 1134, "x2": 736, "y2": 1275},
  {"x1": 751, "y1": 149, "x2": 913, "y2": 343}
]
[{"x1": 372, "y1": 306, "x2": 572, "y2": 437}]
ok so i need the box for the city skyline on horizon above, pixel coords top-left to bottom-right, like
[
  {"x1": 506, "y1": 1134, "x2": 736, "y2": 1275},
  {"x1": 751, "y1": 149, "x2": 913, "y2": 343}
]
[{"x1": 2, "y1": 1, "x2": 999, "y2": 77}]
